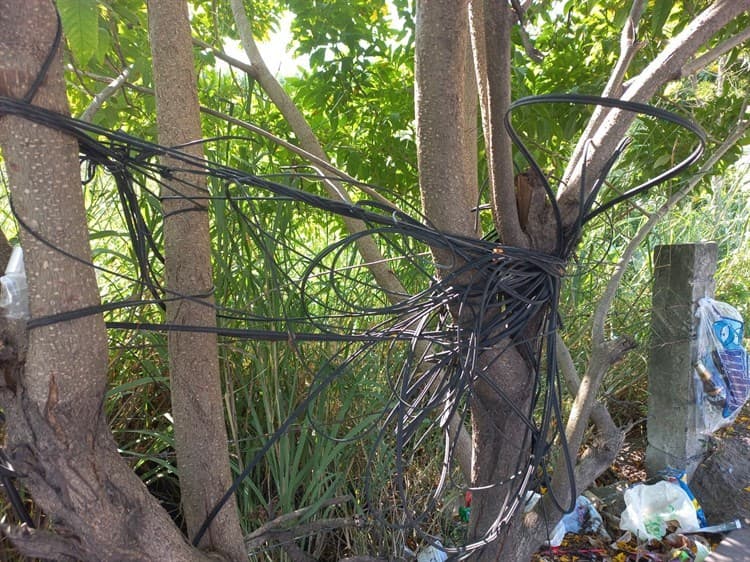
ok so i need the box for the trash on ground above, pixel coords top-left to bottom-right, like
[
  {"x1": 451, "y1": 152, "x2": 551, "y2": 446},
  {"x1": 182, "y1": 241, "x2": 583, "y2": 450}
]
[
  {"x1": 660, "y1": 468, "x2": 708, "y2": 528},
  {"x1": 415, "y1": 540, "x2": 448, "y2": 562},
  {"x1": 548, "y1": 495, "x2": 611, "y2": 547},
  {"x1": 620, "y1": 480, "x2": 701, "y2": 540},
  {"x1": 685, "y1": 518, "x2": 742, "y2": 534}
]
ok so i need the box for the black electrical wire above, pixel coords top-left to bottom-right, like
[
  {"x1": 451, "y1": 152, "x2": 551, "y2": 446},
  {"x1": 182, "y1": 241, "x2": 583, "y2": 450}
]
[{"x1": 0, "y1": 65, "x2": 707, "y2": 558}]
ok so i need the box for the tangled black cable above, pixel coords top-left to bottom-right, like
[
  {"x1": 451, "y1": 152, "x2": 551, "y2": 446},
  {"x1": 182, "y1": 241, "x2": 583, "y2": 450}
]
[
  {"x1": 0, "y1": 9, "x2": 712, "y2": 548},
  {"x1": 1, "y1": 2, "x2": 712, "y2": 555},
  {"x1": 0, "y1": 90, "x2": 706, "y2": 557}
]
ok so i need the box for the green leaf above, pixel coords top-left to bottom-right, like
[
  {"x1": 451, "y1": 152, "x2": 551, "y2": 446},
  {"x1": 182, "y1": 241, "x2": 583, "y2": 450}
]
[
  {"x1": 58, "y1": 0, "x2": 100, "y2": 65},
  {"x1": 650, "y1": 0, "x2": 674, "y2": 37},
  {"x1": 652, "y1": 153, "x2": 670, "y2": 168}
]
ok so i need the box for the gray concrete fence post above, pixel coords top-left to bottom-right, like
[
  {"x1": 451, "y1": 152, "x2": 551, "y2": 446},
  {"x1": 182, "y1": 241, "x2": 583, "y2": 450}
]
[{"x1": 646, "y1": 242, "x2": 718, "y2": 478}]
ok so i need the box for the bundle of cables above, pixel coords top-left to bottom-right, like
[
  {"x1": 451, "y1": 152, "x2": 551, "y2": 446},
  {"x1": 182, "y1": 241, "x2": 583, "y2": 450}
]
[{"x1": 0, "y1": 22, "x2": 706, "y2": 556}]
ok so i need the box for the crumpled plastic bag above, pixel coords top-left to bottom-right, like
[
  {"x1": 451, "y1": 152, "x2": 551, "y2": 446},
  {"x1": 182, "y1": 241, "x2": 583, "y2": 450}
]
[
  {"x1": 416, "y1": 541, "x2": 448, "y2": 562},
  {"x1": 548, "y1": 495, "x2": 610, "y2": 547},
  {"x1": 695, "y1": 297, "x2": 750, "y2": 433},
  {"x1": 620, "y1": 480, "x2": 700, "y2": 541}
]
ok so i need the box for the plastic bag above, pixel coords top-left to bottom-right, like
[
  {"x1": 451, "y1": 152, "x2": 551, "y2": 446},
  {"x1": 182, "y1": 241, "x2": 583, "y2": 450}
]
[
  {"x1": 661, "y1": 468, "x2": 707, "y2": 528},
  {"x1": 620, "y1": 481, "x2": 701, "y2": 541},
  {"x1": 548, "y1": 495, "x2": 610, "y2": 547},
  {"x1": 416, "y1": 541, "x2": 448, "y2": 562},
  {"x1": 695, "y1": 297, "x2": 750, "y2": 433}
]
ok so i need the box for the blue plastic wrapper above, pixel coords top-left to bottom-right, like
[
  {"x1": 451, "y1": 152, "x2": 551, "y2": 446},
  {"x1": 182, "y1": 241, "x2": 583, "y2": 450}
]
[{"x1": 695, "y1": 298, "x2": 750, "y2": 433}]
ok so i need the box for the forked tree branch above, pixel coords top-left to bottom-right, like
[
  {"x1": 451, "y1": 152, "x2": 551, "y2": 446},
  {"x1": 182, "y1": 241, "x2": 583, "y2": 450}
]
[
  {"x1": 558, "y1": 0, "x2": 749, "y2": 223},
  {"x1": 555, "y1": 332, "x2": 621, "y2": 440},
  {"x1": 555, "y1": 101, "x2": 749, "y2": 501},
  {"x1": 193, "y1": 37, "x2": 257, "y2": 77}
]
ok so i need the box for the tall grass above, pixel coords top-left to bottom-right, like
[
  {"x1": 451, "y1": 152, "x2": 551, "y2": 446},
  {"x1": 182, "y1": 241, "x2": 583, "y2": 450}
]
[{"x1": 558, "y1": 155, "x2": 750, "y2": 416}]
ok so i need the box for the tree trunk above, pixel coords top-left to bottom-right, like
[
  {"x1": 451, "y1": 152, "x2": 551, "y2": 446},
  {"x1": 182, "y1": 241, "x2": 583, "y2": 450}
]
[
  {"x1": 415, "y1": 2, "x2": 536, "y2": 560},
  {"x1": 146, "y1": 1, "x2": 246, "y2": 559},
  {"x1": 0, "y1": 1, "x2": 209, "y2": 560},
  {"x1": 415, "y1": 0, "x2": 478, "y2": 264}
]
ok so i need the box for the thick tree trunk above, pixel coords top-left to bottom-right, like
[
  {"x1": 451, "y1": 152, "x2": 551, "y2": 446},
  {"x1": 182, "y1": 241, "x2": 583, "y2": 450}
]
[
  {"x1": 146, "y1": 1, "x2": 247, "y2": 559},
  {"x1": 415, "y1": 0, "x2": 479, "y2": 263},
  {"x1": 467, "y1": 345, "x2": 537, "y2": 561},
  {"x1": 415, "y1": 3, "x2": 537, "y2": 560},
  {"x1": 0, "y1": 1, "x2": 209, "y2": 560}
]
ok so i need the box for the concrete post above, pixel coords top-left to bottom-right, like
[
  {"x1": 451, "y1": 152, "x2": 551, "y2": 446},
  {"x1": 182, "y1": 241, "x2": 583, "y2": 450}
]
[{"x1": 646, "y1": 242, "x2": 717, "y2": 478}]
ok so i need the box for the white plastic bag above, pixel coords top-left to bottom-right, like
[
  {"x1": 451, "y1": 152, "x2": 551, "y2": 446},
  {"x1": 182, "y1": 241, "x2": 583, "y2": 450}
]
[
  {"x1": 695, "y1": 298, "x2": 750, "y2": 433},
  {"x1": 620, "y1": 481, "x2": 700, "y2": 541},
  {"x1": 416, "y1": 541, "x2": 448, "y2": 562},
  {"x1": 548, "y1": 495, "x2": 610, "y2": 547}
]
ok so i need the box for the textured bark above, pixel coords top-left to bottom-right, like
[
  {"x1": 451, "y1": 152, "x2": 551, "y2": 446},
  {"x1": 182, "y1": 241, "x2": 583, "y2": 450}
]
[
  {"x1": 469, "y1": 0, "x2": 526, "y2": 247},
  {"x1": 415, "y1": 0, "x2": 479, "y2": 269},
  {"x1": 415, "y1": 3, "x2": 535, "y2": 560},
  {"x1": 0, "y1": 1, "x2": 209, "y2": 560},
  {"x1": 146, "y1": 1, "x2": 246, "y2": 559},
  {"x1": 467, "y1": 344, "x2": 536, "y2": 561},
  {"x1": 415, "y1": 0, "x2": 750, "y2": 561}
]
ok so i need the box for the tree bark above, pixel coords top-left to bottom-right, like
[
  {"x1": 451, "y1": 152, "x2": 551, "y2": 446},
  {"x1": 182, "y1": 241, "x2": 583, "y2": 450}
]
[
  {"x1": 415, "y1": 3, "x2": 536, "y2": 560},
  {"x1": 558, "y1": 0, "x2": 749, "y2": 226},
  {"x1": 146, "y1": 1, "x2": 246, "y2": 559},
  {"x1": 415, "y1": 0, "x2": 479, "y2": 269},
  {"x1": 0, "y1": 1, "x2": 209, "y2": 560},
  {"x1": 469, "y1": 0, "x2": 526, "y2": 247}
]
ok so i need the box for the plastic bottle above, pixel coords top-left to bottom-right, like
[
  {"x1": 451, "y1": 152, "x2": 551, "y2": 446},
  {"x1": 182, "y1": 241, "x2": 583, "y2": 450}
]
[
  {"x1": 694, "y1": 361, "x2": 726, "y2": 406},
  {"x1": 0, "y1": 246, "x2": 29, "y2": 320}
]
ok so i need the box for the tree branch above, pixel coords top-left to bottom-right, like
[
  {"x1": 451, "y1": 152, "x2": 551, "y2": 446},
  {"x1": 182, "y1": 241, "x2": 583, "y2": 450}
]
[
  {"x1": 555, "y1": 333, "x2": 622, "y2": 440},
  {"x1": 146, "y1": 0, "x2": 246, "y2": 556},
  {"x1": 79, "y1": 64, "x2": 133, "y2": 122},
  {"x1": 416, "y1": 0, "x2": 479, "y2": 267},
  {"x1": 192, "y1": 37, "x2": 257, "y2": 78},
  {"x1": 244, "y1": 495, "x2": 353, "y2": 547},
  {"x1": 510, "y1": 0, "x2": 544, "y2": 63},
  {"x1": 558, "y1": 0, "x2": 749, "y2": 223},
  {"x1": 469, "y1": 0, "x2": 527, "y2": 247},
  {"x1": 603, "y1": 0, "x2": 647, "y2": 98},
  {"x1": 678, "y1": 26, "x2": 750, "y2": 79},
  {"x1": 2, "y1": 525, "x2": 85, "y2": 561},
  {"x1": 562, "y1": 0, "x2": 645, "y2": 208}
]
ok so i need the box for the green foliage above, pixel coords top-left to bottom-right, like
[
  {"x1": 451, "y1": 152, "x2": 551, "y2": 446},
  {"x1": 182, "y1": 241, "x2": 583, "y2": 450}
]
[
  {"x1": 2, "y1": 0, "x2": 747, "y2": 558},
  {"x1": 58, "y1": 0, "x2": 102, "y2": 66},
  {"x1": 282, "y1": 0, "x2": 417, "y2": 193}
]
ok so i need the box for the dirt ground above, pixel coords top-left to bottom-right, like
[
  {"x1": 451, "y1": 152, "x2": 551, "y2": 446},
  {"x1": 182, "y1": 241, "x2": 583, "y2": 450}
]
[{"x1": 530, "y1": 404, "x2": 750, "y2": 562}]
